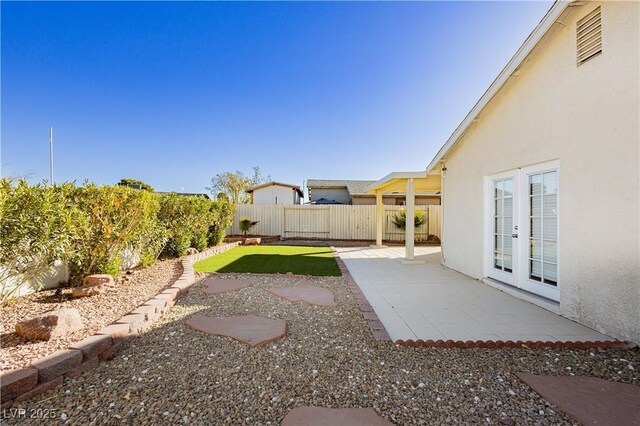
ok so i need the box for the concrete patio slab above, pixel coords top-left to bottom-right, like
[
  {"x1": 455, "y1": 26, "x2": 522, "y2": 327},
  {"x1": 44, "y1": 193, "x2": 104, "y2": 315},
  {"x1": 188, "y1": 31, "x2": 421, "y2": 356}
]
[
  {"x1": 281, "y1": 407, "x2": 393, "y2": 426},
  {"x1": 335, "y1": 247, "x2": 614, "y2": 344},
  {"x1": 185, "y1": 315, "x2": 286, "y2": 347},
  {"x1": 268, "y1": 286, "x2": 337, "y2": 307},
  {"x1": 516, "y1": 373, "x2": 640, "y2": 425}
]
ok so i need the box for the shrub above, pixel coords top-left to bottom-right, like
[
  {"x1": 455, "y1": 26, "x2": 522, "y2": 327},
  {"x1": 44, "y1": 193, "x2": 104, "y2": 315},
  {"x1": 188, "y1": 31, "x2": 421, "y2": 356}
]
[
  {"x1": 158, "y1": 194, "x2": 213, "y2": 257},
  {"x1": 117, "y1": 178, "x2": 154, "y2": 191},
  {"x1": 67, "y1": 184, "x2": 162, "y2": 284},
  {"x1": 239, "y1": 217, "x2": 259, "y2": 236},
  {"x1": 0, "y1": 179, "x2": 81, "y2": 304},
  {"x1": 208, "y1": 202, "x2": 235, "y2": 246},
  {"x1": 391, "y1": 210, "x2": 426, "y2": 230}
]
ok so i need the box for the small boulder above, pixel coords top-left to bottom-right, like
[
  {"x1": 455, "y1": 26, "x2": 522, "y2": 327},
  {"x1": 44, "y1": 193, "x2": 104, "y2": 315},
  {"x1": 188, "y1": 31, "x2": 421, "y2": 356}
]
[
  {"x1": 15, "y1": 308, "x2": 83, "y2": 341},
  {"x1": 185, "y1": 248, "x2": 199, "y2": 255},
  {"x1": 244, "y1": 237, "x2": 261, "y2": 246},
  {"x1": 72, "y1": 284, "x2": 107, "y2": 298},
  {"x1": 83, "y1": 274, "x2": 115, "y2": 288}
]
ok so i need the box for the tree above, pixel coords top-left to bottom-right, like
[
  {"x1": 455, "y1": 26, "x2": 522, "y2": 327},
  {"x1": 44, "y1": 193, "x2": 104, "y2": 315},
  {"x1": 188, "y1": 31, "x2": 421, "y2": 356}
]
[
  {"x1": 117, "y1": 178, "x2": 153, "y2": 191},
  {"x1": 239, "y1": 217, "x2": 259, "y2": 236},
  {"x1": 206, "y1": 166, "x2": 270, "y2": 204}
]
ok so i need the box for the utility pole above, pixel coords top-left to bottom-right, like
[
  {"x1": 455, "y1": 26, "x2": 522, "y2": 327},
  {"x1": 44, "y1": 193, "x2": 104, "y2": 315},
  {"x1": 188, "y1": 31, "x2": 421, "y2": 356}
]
[{"x1": 49, "y1": 127, "x2": 54, "y2": 185}]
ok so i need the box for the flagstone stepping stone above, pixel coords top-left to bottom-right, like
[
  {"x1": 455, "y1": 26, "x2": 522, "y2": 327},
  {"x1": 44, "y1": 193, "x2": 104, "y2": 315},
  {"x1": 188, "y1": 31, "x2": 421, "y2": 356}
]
[
  {"x1": 516, "y1": 373, "x2": 640, "y2": 426},
  {"x1": 185, "y1": 315, "x2": 286, "y2": 347},
  {"x1": 202, "y1": 278, "x2": 251, "y2": 294},
  {"x1": 281, "y1": 407, "x2": 393, "y2": 426},
  {"x1": 268, "y1": 286, "x2": 337, "y2": 307}
]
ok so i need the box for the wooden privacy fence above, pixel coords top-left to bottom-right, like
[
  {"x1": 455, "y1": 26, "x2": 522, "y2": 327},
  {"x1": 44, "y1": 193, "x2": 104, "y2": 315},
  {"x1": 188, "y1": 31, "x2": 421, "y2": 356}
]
[{"x1": 227, "y1": 205, "x2": 441, "y2": 241}]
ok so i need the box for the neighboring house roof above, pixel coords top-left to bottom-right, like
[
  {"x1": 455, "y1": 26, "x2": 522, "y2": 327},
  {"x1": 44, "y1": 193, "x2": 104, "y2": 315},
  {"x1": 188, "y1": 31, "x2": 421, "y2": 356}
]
[
  {"x1": 307, "y1": 179, "x2": 440, "y2": 197},
  {"x1": 306, "y1": 179, "x2": 377, "y2": 196},
  {"x1": 425, "y1": 0, "x2": 572, "y2": 173},
  {"x1": 156, "y1": 192, "x2": 210, "y2": 199},
  {"x1": 247, "y1": 181, "x2": 303, "y2": 197}
]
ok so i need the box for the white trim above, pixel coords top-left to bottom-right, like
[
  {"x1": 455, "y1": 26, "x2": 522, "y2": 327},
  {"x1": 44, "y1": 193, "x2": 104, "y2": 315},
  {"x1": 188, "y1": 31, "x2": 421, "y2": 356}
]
[{"x1": 425, "y1": 1, "x2": 571, "y2": 173}]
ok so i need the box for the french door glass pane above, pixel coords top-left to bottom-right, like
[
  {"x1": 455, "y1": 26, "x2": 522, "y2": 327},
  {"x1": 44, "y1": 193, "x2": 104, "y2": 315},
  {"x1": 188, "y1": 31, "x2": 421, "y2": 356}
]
[
  {"x1": 543, "y1": 194, "x2": 557, "y2": 216},
  {"x1": 528, "y1": 170, "x2": 558, "y2": 287},
  {"x1": 530, "y1": 175, "x2": 542, "y2": 195},
  {"x1": 531, "y1": 196, "x2": 542, "y2": 216},
  {"x1": 493, "y1": 178, "x2": 513, "y2": 273},
  {"x1": 543, "y1": 241, "x2": 557, "y2": 262},
  {"x1": 543, "y1": 262, "x2": 558, "y2": 283},
  {"x1": 543, "y1": 172, "x2": 558, "y2": 194}
]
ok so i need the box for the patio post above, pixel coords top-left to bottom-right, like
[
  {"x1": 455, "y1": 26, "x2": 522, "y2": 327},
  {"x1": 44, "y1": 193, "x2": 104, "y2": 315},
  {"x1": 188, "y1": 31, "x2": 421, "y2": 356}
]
[
  {"x1": 405, "y1": 178, "x2": 415, "y2": 261},
  {"x1": 376, "y1": 190, "x2": 383, "y2": 246}
]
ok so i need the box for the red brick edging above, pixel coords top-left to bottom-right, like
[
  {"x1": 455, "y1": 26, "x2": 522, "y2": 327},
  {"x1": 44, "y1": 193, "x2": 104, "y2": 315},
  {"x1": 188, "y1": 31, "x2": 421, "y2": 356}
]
[
  {"x1": 331, "y1": 248, "x2": 391, "y2": 342},
  {"x1": 0, "y1": 242, "x2": 240, "y2": 409}
]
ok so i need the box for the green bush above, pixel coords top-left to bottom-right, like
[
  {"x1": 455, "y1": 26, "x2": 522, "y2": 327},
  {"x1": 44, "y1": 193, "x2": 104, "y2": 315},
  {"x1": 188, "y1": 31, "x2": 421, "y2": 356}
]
[
  {"x1": 67, "y1": 184, "x2": 162, "y2": 284},
  {"x1": 0, "y1": 180, "x2": 236, "y2": 301},
  {"x1": 0, "y1": 179, "x2": 81, "y2": 304}
]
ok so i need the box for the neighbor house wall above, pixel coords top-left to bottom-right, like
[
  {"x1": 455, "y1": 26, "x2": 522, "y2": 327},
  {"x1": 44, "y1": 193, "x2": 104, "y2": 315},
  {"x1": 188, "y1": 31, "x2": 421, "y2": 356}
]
[
  {"x1": 252, "y1": 185, "x2": 298, "y2": 205},
  {"x1": 308, "y1": 188, "x2": 351, "y2": 204},
  {"x1": 440, "y1": 1, "x2": 639, "y2": 342},
  {"x1": 352, "y1": 196, "x2": 441, "y2": 205}
]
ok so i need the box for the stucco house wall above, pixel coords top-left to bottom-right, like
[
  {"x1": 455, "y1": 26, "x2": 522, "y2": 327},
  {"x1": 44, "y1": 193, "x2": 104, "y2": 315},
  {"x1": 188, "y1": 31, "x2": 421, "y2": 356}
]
[{"x1": 439, "y1": 1, "x2": 639, "y2": 342}]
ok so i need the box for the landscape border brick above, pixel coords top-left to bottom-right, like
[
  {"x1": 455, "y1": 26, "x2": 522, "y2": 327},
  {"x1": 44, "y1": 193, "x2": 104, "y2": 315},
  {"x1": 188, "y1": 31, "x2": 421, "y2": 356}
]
[{"x1": 0, "y1": 242, "x2": 240, "y2": 409}]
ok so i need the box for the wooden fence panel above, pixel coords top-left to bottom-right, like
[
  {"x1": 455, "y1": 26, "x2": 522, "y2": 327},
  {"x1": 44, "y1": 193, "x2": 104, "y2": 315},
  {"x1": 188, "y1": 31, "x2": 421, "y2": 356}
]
[{"x1": 227, "y1": 204, "x2": 441, "y2": 241}]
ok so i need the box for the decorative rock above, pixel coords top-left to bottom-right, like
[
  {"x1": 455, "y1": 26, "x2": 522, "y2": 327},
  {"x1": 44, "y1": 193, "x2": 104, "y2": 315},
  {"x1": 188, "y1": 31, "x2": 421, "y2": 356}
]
[
  {"x1": 0, "y1": 368, "x2": 38, "y2": 402},
  {"x1": 202, "y1": 278, "x2": 251, "y2": 295},
  {"x1": 83, "y1": 274, "x2": 115, "y2": 288},
  {"x1": 185, "y1": 315, "x2": 286, "y2": 347},
  {"x1": 268, "y1": 285, "x2": 337, "y2": 307},
  {"x1": 516, "y1": 373, "x2": 640, "y2": 426},
  {"x1": 185, "y1": 247, "x2": 199, "y2": 255},
  {"x1": 244, "y1": 237, "x2": 261, "y2": 245},
  {"x1": 281, "y1": 407, "x2": 394, "y2": 426},
  {"x1": 30, "y1": 349, "x2": 82, "y2": 382},
  {"x1": 15, "y1": 308, "x2": 83, "y2": 341},
  {"x1": 72, "y1": 283, "x2": 107, "y2": 298}
]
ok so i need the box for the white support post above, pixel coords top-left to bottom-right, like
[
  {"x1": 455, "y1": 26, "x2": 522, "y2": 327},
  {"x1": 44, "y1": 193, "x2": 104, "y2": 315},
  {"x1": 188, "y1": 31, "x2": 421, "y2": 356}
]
[
  {"x1": 402, "y1": 178, "x2": 424, "y2": 264},
  {"x1": 371, "y1": 190, "x2": 386, "y2": 248},
  {"x1": 405, "y1": 178, "x2": 415, "y2": 260}
]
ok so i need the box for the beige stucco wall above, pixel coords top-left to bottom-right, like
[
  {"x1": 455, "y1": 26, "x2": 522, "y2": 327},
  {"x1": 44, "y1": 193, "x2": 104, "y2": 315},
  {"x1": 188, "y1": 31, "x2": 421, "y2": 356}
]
[
  {"x1": 440, "y1": 1, "x2": 639, "y2": 342},
  {"x1": 252, "y1": 185, "x2": 298, "y2": 205}
]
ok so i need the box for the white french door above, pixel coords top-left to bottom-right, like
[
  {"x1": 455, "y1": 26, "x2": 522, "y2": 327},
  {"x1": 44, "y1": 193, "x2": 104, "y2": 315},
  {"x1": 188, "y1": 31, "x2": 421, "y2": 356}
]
[
  {"x1": 486, "y1": 161, "x2": 560, "y2": 302},
  {"x1": 487, "y1": 171, "x2": 519, "y2": 286}
]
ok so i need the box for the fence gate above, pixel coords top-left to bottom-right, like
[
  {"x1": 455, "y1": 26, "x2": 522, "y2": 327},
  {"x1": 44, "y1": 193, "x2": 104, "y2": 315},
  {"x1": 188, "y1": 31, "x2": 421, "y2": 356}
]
[{"x1": 284, "y1": 206, "x2": 330, "y2": 239}]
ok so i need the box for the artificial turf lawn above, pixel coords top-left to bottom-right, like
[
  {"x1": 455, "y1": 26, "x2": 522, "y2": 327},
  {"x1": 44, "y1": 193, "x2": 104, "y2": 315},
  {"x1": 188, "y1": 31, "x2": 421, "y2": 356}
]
[{"x1": 193, "y1": 245, "x2": 342, "y2": 276}]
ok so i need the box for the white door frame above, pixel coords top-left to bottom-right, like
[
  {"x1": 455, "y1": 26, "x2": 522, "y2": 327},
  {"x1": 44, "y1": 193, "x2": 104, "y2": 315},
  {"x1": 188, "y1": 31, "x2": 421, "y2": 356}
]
[
  {"x1": 483, "y1": 160, "x2": 560, "y2": 302},
  {"x1": 484, "y1": 169, "x2": 519, "y2": 286}
]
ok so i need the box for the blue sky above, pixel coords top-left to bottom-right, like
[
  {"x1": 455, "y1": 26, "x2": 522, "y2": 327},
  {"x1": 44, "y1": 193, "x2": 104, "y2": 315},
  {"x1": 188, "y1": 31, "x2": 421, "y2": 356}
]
[{"x1": 2, "y1": 1, "x2": 552, "y2": 194}]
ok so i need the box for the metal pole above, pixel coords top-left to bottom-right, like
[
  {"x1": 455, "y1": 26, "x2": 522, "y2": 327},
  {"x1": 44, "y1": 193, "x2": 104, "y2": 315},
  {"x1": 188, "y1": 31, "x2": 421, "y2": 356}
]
[{"x1": 49, "y1": 127, "x2": 54, "y2": 185}]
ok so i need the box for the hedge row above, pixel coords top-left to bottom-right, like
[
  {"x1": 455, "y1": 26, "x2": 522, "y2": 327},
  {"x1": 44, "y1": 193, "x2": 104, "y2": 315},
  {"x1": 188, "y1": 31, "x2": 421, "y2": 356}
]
[{"x1": 0, "y1": 179, "x2": 236, "y2": 303}]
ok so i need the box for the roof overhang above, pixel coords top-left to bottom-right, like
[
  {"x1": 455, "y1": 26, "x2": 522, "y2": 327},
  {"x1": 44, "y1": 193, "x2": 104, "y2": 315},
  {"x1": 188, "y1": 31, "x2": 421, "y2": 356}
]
[
  {"x1": 367, "y1": 171, "x2": 441, "y2": 194},
  {"x1": 425, "y1": 0, "x2": 574, "y2": 173}
]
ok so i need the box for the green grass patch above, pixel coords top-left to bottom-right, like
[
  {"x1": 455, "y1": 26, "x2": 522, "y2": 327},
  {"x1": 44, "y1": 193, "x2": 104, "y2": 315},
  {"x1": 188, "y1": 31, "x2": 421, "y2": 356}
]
[{"x1": 194, "y1": 245, "x2": 341, "y2": 276}]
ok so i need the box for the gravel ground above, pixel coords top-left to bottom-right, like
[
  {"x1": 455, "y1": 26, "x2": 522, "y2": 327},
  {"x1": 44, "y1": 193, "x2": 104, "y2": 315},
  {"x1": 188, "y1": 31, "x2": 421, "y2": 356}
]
[
  {"x1": 0, "y1": 259, "x2": 181, "y2": 372},
  {"x1": 8, "y1": 273, "x2": 639, "y2": 425}
]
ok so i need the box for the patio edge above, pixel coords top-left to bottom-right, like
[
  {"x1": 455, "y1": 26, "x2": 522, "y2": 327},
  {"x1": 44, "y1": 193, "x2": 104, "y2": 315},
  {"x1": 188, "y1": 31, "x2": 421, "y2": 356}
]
[{"x1": 331, "y1": 247, "x2": 392, "y2": 342}]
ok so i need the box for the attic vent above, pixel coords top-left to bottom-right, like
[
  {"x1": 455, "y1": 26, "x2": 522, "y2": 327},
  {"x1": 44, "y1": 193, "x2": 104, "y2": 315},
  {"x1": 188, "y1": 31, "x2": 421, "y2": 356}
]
[{"x1": 577, "y1": 7, "x2": 602, "y2": 65}]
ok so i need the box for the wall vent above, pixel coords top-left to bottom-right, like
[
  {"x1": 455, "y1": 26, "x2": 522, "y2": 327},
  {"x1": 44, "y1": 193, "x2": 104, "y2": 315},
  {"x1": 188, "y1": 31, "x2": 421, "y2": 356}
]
[{"x1": 577, "y1": 6, "x2": 602, "y2": 66}]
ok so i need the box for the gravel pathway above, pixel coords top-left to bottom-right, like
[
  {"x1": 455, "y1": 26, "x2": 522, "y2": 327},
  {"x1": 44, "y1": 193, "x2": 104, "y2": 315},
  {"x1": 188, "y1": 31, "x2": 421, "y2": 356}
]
[
  {"x1": 7, "y1": 273, "x2": 639, "y2": 425},
  {"x1": 1, "y1": 259, "x2": 181, "y2": 372}
]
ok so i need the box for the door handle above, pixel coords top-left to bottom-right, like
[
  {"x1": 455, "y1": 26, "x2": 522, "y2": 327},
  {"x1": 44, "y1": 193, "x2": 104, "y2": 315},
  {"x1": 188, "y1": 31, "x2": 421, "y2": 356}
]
[{"x1": 512, "y1": 234, "x2": 518, "y2": 238}]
